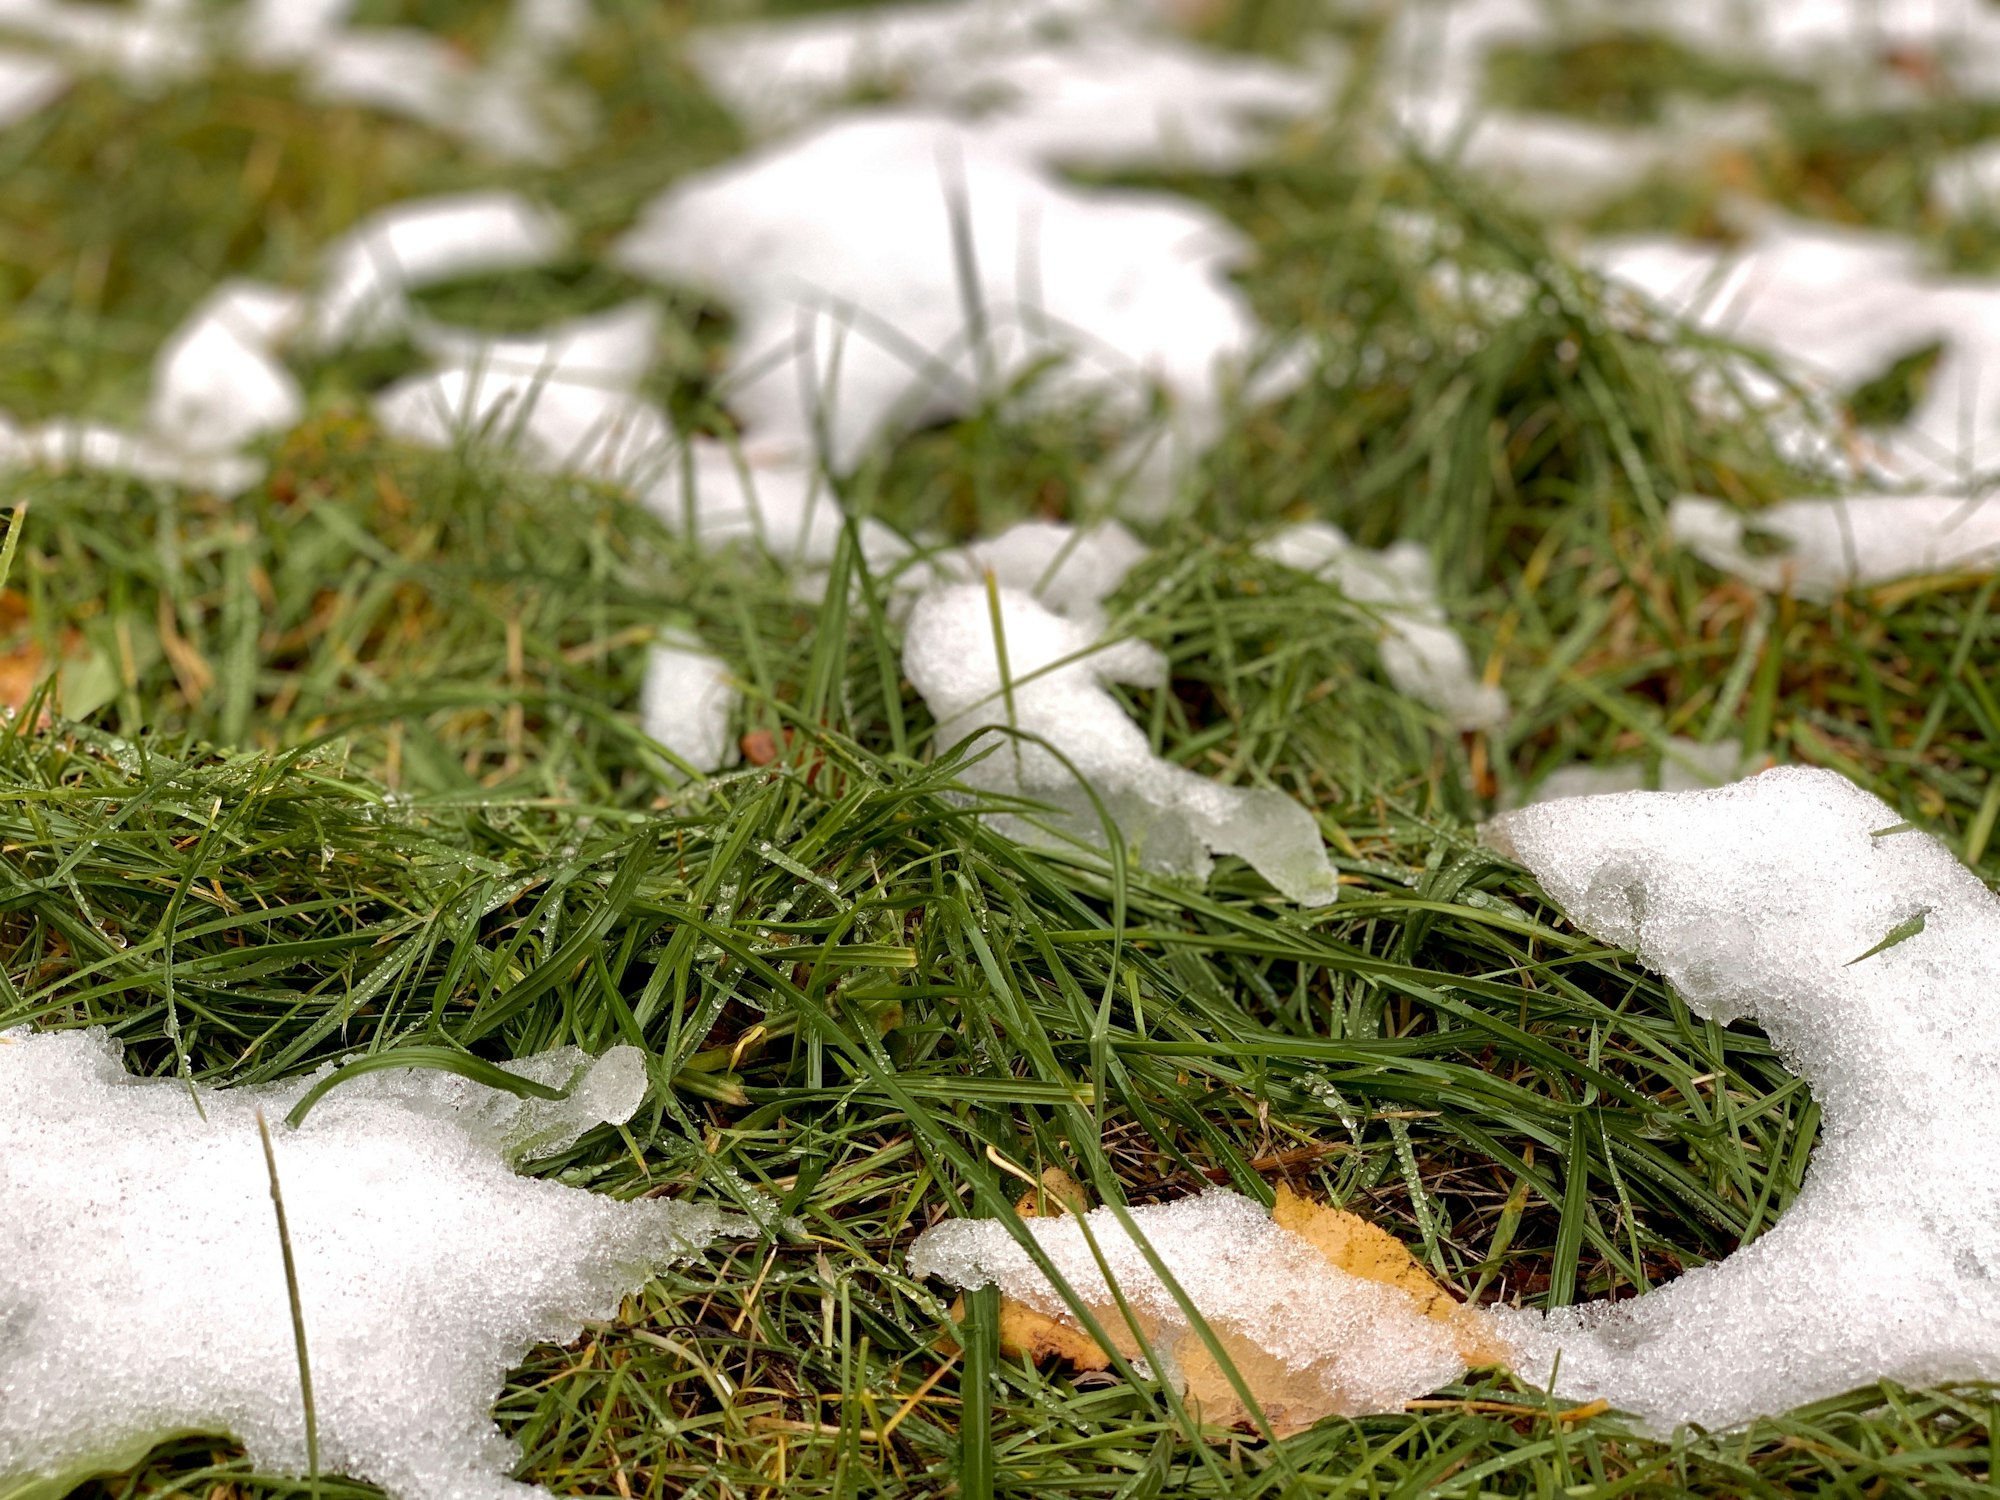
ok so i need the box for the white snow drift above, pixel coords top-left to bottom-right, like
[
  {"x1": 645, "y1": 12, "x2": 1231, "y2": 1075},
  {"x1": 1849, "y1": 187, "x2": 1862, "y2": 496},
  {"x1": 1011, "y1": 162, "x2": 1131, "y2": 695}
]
[
  {"x1": 1484, "y1": 767, "x2": 2000, "y2": 1431},
  {"x1": 0, "y1": 1027, "x2": 745, "y2": 1500}
]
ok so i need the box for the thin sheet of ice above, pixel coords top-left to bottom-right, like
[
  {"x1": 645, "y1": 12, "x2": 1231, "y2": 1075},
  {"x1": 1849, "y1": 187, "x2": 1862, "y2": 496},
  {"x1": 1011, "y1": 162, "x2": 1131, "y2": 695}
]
[
  {"x1": 1257, "y1": 522, "x2": 1506, "y2": 732},
  {"x1": 1483, "y1": 766, "x2": 2000, "y2": 1431},
  {"x1": 1671, "y1": 492, "x2": 2000, "y2": 597},
  {"x1": 642, "y1": 630, "x2": 741, "y2": 779},
  {"x1": 0, "y1": 1026, "x2": 746, "y2": 1500},
  {"x1": 908, "y1": 1188, "x2": 1464, "y2": 1413},
  {"x1": 610, "y1": 110, "x2": 1264, "y2": 479},
  {"x1": 903, "y1": 579, "x2": 1337, "y2": 903},
  {"x1": 691, "y1": 0, "x2": 1332, "y2": 172},
  {"x1": 311, "y1": 192, "x2": 568, "y2": 349},
  {"x1": 1586, "y1": 216, "x2": 2000, "y2": 485}
]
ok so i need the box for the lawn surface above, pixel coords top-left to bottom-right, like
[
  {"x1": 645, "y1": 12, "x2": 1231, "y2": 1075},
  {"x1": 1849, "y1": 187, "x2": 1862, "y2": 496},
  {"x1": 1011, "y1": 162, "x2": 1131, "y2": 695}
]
[{"x1": 7, "y1": 3, "x2": 2000, "y2": 1496}]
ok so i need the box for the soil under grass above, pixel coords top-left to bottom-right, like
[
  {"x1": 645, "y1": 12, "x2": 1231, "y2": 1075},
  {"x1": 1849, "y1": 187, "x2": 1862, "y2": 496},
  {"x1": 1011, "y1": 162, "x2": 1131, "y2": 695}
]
[{"x1": 5, "y1": 2, "x2": 2000, "y2": 1497}]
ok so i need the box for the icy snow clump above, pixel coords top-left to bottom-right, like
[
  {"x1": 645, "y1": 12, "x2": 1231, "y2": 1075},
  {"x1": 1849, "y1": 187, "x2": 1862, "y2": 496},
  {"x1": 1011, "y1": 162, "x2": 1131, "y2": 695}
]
[
  {"x1": 902, "y1": 576, "x2": 1337, "y2": 904},
  {"x1": 1483, "y1": 766, "x2": 2000, "y2": 1431},
  {"x1": 0, "y1": 1027, "x2": 746, "y2": 1500},
  {"x1": 642, "y1": 629, "x2": 742, "y2": 779},
  {"x1": 1257, "y1": 522, "x2": 1506, "y2": 731},
  {"x1": 908, "y1": 1188, "x2": 1465, "y2": 1414}
]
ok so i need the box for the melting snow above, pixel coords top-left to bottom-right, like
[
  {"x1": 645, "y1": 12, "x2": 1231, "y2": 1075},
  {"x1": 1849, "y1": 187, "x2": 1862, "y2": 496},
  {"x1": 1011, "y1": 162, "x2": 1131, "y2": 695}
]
[
  {"x1": 691, "y1": 0, "x2": 1332, "y2": 171},
  {"x1": 0, "y1": 1026, "x2": 746, "y2": 1500},
  {"x1": 1587, "y1": 217, "x2": 2000, "y2": 485},
  {"x1": 1257, "y1": 522, "x2": 1506, "y2": 732},
  {"x1": 1521, "y1": 737, "x2": 1748, "y2": 805},
  {"x1": 1484, "y1": 766, "x2": 2000, "y2": 1431},
  {"x1": 310, "y1": 192, "x2": 569, "y2": 350},
  {"x1": 1672, "y1": 492, "x2": 2000, "y2": 597},
  {"x1": 0, "y1": 44, "x2": 65, "y2": 123},
  {"x1": 0, "y1": 278, "x2": 299, "y2": 495},
  {"x1": 902, "y1": 569, "x2": 1337, "y2": 903},
  {"x1": 610, "y1": 110, "x2": 1266, "y2": 493},
  {"x1": 642, "y1": 629, "x2": 741, "y2": 778}
]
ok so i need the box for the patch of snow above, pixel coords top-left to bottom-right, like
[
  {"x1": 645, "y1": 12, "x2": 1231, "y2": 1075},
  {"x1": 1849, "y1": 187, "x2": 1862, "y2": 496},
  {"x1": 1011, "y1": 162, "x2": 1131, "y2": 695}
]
[
  {"x1": 642, "y1": 630, "x2": 741, "y2": 778},
  {"x1": 1483, "y1": 766, "x2": 2000, "y2": 1431},
  {"x1": 903, "y1": 578, "x2": 1338, "y2": 903},
  {"x1": 375, "y1": 304, "x2": 676, "y2": 486},
  {"x1": 692, "y1": 0, "x2": 1332, "y2": 172},
  {"x1": 908, "y1": 1187, "x2": 1465, "y2": 1413},
  {"x1": 1587, "y1": 217, "x2": 2000, "y2": 486},
  {"x1": 11, "y1": 418, "x2": 264, "y2": 494},
  {"x1": 0, "y1": 1025, "x2": 747, "y2": 1500},
  {"x1": 311, "y1": 192, "x2": 569, "y2": 349},
  {"x1": 0, "y1": 44, "x2": 66, "y2": 124},
  {"x1": 938, "y1": 517, "x2": 1149, "y2": 622},
  {"x1": 241, "y1": 0, "x2": 594, "y2": 162},
  {"x1": 1257, "y1": 522, "x2": 1507, "y2": 732},
  {"x1": 1670, "y1": 492, "x2": 2000, "y2": 597},
  {"x1": 149, "y1": 280, "x2": 306, "y2": 455},
  {"x1": 0, "y1": 0, "x2": 205, "y2": 85},
  {"x1": 640, "y1": 440, "x2": 916, "y2": 585},
  {"x1": 611, "y1": 110, "x2": 1264, "y2": 481},
  {"x1": 1521, "y1": 737, "x2": 1748, "y2": 805}
]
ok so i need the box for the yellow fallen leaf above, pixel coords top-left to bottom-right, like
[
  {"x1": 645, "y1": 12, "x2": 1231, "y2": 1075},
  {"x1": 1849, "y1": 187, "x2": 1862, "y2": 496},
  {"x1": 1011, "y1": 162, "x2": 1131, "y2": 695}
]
[{"x1": 980, "y1": 1180, "x2": 1506, "y2": 1436}]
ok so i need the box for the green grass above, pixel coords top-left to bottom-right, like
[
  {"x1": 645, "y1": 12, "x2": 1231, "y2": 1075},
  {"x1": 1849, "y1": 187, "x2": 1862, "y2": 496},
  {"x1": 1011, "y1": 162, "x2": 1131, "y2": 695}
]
[{"x1": 4, "y1": 2, "x2": 2000, "y2": 1497}]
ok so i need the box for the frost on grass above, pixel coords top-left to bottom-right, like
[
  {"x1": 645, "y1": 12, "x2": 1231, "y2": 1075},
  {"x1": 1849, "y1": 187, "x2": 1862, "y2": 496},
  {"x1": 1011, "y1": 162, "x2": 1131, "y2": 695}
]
[
  {"x1": 1257, "y1": 523, "x2": 1506, "y2": 732},
  {"x1": 902, "y1": 574, "x2": 1337, "y2": 904},
  {"x1": 1671, "y1": 493, "x2": 2000, "y2": 598},
  {"x1": 909, "y1": 1188, "x2": 1480, "y2": 1427},
  {"x1": 610, "y1": 111, "x2": 1265, "y2": 491},
  {"x1": 0, "y1": 1027, "x2": 746, "y2": 1500},
  {"x1": 1483, "y1": 767, "x2": 2000, "y2": 1432},
  {"x1": 690, "y1": 0, "x2": 1333, "y2": 171}
]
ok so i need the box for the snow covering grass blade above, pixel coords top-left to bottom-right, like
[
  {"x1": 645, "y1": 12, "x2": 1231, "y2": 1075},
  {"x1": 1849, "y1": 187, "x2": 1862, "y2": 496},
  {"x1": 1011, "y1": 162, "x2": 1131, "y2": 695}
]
[
  {"x1": 255, "y1": 1107, "x2": 321, "y2": 1500},
  {"x1": 282, "y1": 1045, "x2": 572, "y2": 1130}
]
